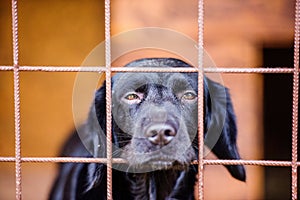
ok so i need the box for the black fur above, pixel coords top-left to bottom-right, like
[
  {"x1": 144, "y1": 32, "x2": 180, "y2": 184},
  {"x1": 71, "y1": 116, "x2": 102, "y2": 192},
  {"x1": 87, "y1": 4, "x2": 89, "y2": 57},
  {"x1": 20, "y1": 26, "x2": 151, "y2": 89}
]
[{"x1": 49, "y1": 58, "x2": 245, "y2": 200}]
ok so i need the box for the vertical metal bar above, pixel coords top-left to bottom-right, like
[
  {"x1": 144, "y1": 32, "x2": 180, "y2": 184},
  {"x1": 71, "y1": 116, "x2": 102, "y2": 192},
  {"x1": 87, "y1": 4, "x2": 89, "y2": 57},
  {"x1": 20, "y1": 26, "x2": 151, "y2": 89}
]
[
  {"x1": 197, "y1": 0, "x2": 205, "y2": 199},
  {"x1": 104, "y1": 0, "x2": 113, "y2": 199},
  {"x1": 11, "y1": 0, "x2": 22, "y2": 199},
  {"x1": 292, "y1": 0, "x2": 300, "y2": 199}
]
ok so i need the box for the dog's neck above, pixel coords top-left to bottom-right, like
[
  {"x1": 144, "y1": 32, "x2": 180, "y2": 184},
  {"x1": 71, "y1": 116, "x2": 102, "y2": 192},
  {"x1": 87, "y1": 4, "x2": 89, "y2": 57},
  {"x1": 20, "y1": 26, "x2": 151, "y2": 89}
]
[{"x1": 127, "y1": 170, "x2": 196, "y2": 200}]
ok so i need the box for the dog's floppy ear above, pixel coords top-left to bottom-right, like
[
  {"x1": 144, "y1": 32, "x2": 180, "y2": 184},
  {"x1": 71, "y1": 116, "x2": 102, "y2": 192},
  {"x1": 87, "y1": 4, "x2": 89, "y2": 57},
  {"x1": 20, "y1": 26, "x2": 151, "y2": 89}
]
[
  {"x1": 204, "y1": 78, "x2": 246, "y2": 182},
  {"x1": 94, "y1": 83, "x2": 107, "y2": 133},
  {"x1": 75, "y1": 84, "x2": 108, "y2": 193}
]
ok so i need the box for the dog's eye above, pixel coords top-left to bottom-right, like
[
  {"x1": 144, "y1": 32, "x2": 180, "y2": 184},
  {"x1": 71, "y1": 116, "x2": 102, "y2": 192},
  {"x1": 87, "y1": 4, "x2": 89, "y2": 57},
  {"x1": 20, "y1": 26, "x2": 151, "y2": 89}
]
[
  {"x1": 125, "y1": 93, "x2": 140, "y2": 100},
  {"x1": 181, "y1": 91, "x2": 197, "y2": 101},
  {"x1": 123, "y1": 92, "x2": 143, "y2": 104}
]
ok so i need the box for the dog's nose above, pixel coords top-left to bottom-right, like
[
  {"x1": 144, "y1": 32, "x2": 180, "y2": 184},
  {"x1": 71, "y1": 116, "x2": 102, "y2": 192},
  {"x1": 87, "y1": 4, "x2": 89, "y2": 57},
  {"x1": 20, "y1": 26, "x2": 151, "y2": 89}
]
[{"x1": 146, "y1": 124, "x2": 176, "y2": 146}]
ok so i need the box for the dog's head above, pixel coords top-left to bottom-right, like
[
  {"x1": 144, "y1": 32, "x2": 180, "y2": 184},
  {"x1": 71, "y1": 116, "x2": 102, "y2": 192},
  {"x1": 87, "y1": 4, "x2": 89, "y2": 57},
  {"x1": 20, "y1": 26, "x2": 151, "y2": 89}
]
[
  {"x1": 111, "y1": 61, "x2": 198, "y2": 171},
  {"x1": 91, "y1": 58, "x2": 245, "y2": 181}
]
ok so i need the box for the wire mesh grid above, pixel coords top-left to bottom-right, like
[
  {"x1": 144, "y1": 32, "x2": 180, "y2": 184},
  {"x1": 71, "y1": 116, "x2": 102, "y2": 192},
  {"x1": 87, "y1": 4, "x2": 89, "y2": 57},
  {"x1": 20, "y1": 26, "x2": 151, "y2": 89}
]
[{"x1": 0, "y1": 0, "x2": 299, "y2": 199}]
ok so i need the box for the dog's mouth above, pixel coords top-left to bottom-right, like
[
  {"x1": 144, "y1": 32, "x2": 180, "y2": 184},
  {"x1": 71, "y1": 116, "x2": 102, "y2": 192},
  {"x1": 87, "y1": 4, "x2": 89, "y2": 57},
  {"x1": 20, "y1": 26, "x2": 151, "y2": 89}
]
[
  {"x1": 146, "y1": 159, "x2": 189, "y2": 171},
  {"x1": 121, "y1": 153, "x2": 192, "y2": 172},
  {"x1": 147, "y1": 160, "x2": 174, "y2": 170}
]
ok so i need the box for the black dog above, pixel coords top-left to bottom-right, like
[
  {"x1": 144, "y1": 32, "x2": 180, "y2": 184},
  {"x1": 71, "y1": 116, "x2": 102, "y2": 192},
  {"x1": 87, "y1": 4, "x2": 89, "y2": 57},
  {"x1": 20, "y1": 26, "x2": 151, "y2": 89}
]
[{"x1": 49, "y1": 58, "x2": 245, "y2": 200}]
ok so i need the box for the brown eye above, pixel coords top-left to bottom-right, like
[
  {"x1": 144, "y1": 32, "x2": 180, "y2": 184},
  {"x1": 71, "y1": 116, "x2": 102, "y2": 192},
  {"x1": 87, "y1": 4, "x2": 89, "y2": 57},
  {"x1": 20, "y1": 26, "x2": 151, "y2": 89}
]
[
  {"x1": 182, "y1": 91, "x2": 197, "y2": 101},
  {"x1": 123, "y1": 92, "x2": 143, "y2": 104},
  {"x1": 125, "y1": 93, "x2": 140, "y2": 100}
]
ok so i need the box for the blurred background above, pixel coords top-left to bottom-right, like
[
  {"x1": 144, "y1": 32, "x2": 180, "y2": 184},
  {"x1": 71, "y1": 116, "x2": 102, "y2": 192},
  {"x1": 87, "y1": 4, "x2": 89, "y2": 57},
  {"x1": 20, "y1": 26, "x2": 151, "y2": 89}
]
[{"x1": 0, "y1": 0, "x2": 296, "y2": 199}]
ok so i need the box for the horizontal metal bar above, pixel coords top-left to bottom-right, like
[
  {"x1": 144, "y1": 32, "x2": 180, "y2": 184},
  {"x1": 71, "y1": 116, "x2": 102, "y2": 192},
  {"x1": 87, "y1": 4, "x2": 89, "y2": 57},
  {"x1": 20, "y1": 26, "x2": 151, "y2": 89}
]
[
  {"x1": 0, "y1": 65, "x2": 296, "y2": 73},
  {"x1": 0, "y1": 157, "x2": 296, "y2": 167},
  {"x1": 0, "y1": 66, "x2": 106, "y2": 72},
  {"x1": 0, "y1": 157, "x2": 127, "y2": 163},
  {"x1": 203, "y1": 159, "x2": 293, "y2": 167},
  {"x1": 204, "y1": 67, "x2": 295, "y2": 74}
]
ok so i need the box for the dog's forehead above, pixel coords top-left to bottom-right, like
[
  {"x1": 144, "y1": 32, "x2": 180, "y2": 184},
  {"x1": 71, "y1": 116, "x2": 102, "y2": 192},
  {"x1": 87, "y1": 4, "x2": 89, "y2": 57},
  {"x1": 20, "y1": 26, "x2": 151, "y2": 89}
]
[
  {"x1": 112, "y1": 58, "x2": 197, "y2": 93},
  {"x1": 112, "y1": 72, "x2": 194, "y2": 93}
]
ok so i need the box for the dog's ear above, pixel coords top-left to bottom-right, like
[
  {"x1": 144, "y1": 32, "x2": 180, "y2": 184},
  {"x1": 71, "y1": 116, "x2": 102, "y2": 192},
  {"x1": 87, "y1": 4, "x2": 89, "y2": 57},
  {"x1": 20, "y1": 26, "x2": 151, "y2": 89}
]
[
  {"x1": 94, "y1": 83, "x2": 107, "y2": 131},
  {"x1": 79, "y1": 84, "x2": 108, "y2": 192},
  {"x1": 86, "y1": 82, "x2": 110, "y2": 158},
  {"x1": 204, "y1": 78, "x2": 246, "y2": 182}
]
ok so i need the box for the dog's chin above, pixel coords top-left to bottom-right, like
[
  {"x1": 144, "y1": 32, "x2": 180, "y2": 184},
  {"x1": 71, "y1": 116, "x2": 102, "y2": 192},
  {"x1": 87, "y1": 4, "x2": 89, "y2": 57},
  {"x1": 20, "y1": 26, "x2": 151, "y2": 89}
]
[
  {"x1": 120, "y1": 145, "x2": 196, "y2": 172},
  {"x1": 125, "y1": 159, "x2": 191, "y2": 172},
  {"x1": 146, "y1": 160, "x2": 173, "y2": 170},
  {"x1": 147, "y1": 160, "x2": 189, "y2": 171}
]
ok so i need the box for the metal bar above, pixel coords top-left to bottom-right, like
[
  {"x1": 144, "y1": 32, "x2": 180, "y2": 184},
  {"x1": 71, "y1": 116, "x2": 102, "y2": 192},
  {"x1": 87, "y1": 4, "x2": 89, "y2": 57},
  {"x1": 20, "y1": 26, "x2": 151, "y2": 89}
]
[
  {"x1": 0, "y1": 66, "x2": 106, "y2": 72},
  {"x1": 104, "y1": 0, "x2": 113, "y2": 199},
  {"x1": 0, "y1": 66, "x2": 296, "y2": 73},
  {"x1": 0, "y1": 157, "x2": 299, "y2": 167},
  {"x1": 203, "y1": 159, "x2": 293, "y2": 167},
  {"x1": 204, "y1": 67, "x2": 295, "y2": 74},
  {"x1": 197, "y1": 0, "x2": 205, "y2": 199},
  {"x1": 0, "y1": 157, "x2": 127, "y2": 163},
  {"x1": 291, "y1": 0, "x2": 300, "y2": 199},
  {"x1": 11, "y1": 0, "x2": 22, "y2": 199}
]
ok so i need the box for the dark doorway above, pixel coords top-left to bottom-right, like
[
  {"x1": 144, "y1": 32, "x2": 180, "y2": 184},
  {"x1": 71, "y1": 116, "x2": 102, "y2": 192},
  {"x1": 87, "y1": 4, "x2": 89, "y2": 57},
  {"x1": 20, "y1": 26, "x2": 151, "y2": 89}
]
[{"x1": 263, "y1": 45, "x2": 294, "y2": 199}]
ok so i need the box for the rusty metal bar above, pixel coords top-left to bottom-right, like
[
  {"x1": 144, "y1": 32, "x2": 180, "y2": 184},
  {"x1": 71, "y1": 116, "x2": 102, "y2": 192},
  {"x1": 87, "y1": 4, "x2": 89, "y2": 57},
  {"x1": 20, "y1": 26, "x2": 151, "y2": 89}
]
[
  {"x1": 1, "y1": 157, "x2": 300, "y2": 168},
  {"x1": 197, "y1": 0, "x2": 205, "y2": 199},
  {"x1": 0, "y1": 66, "x2": 296, "y2": 73},
  {"x1": 104, "y1": 0, "x2": 113, "y2": 199},
  {"x1": 291, "y1": 0, "x2": 300, "y2": 199},
  {"x1": 11, "y1": 0, "x2": 22, "y2": 199}
]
